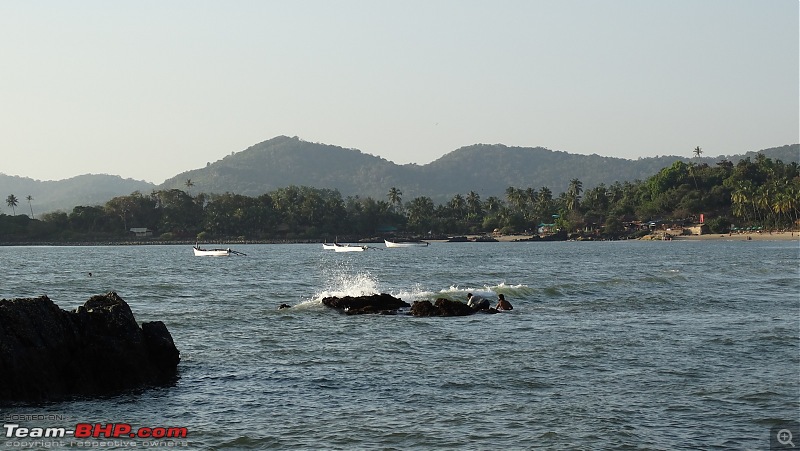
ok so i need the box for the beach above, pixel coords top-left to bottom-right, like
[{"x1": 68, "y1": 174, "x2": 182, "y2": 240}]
[
  {"x1": 486, "y1": 231, "x2": 800, "y2": 242},
  {"x1": 672, "y1": 231, "x2": 800, "y2": 241}
]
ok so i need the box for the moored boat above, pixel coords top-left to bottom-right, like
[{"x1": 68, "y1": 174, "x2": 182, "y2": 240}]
[
  {"x1": 333, "y1": 244, "x2": 367, "y2": 252},
  {"x1": 384, "y1": 239, "x2": 429, "y2": 248},
  {"x1": 323, "y1": 241, "x2": 368, "y2": 252},
  {"x1": 193, "y1": 244, "x2": 246, "y2": 256}
]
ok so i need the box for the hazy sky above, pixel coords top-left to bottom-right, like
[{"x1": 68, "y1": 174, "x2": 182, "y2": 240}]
[{"x1": 1, "y1": 1, "x2": 797, "y2": 183}]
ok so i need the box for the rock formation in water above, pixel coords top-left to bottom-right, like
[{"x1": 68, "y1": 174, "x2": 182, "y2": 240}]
[
  {"x1": 0, "y1": 292, "x2": 180, "y2": 402},
  {"x1": 410, "y1": 298, "x2": 495, "y2": 316},
  {"x1": 321, "y1": 293, "x2": 410, "y2": 315}
]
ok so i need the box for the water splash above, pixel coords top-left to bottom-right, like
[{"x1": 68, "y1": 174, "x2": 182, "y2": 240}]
[
  {"x1": 310, "y1": 270, "x2": 381, "y2": 304},
  {"x1": 429, "y1": 283, "x2": 532, "y2": 302}
]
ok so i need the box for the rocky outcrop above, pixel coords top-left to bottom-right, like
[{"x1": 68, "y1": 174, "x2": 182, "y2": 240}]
[
  {"x1": 0, "y1": 292, "x2": 180, "y2": 402},
  {"x1": 322, "y1": 293, "x2": 410, "y2": 315},
  {"x1": 411, "y1": 298, "x2": 489, "y2": 316}
]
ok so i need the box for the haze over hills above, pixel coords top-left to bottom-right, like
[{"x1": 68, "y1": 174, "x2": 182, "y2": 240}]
[
  {"x1": 0, "y1": 174, "x2": 156, "y2": 217},
  {"x1": 159, "y1": 136, "x2": 799, "y2": 202},
  {"x1": 2, "y1": 136, "x2": 797, "y2": 215}
]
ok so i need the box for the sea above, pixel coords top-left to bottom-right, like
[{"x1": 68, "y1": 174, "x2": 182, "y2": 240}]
[{"x1": 1, "y1": 240, "x2": 798, "y2": 450}]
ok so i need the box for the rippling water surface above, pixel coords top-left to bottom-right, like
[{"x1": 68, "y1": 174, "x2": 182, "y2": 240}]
[{"x1": 2, "y1": 240, "x2": 798, "y2": 449}]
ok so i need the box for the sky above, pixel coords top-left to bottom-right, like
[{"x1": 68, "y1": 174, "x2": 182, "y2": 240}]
[{"x1": 1, "y1": 0, "x2": 797, "y2": 184}]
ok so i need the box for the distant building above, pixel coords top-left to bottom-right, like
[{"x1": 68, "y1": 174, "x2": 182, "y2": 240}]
[
  {"x1": 537, "y1": 223, "x2": 556, "y2": 234},
  {"x1": 129, "y1": 228, "x2": 153, "y2": 237}
]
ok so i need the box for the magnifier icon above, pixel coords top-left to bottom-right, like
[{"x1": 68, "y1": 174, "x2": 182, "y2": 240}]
[{"x1": 777, "y1": 429, "x2": 795, "y2": 447}]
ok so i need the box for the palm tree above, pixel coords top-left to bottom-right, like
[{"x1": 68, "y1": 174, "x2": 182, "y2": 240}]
[
  {"x1": 731, "y1": 185, "x2": 749, "y2": 221},
  {"x1": 693, "y1": 146, "x2": 703, "y2": 158},
  {"x1": 466, "y1": 191, "x2": 482, "y2": 219},
  {"x1": 6, "y1": 194, "x2": 18, "y2": 215},
  {"x1": 483, "y1": 196, "x2": 503, "y2": 214},
  {"x1": 406, "y1": 196, "x2": 434, "y2": 233},
  {"x1": 26, "y1": 195, "x2": 34, "y2": 218},
  {"x1": 535, "y1": 187, "x2": 554, "y2": 220},
  {"x1": 772, "y1": 191, "x2": 791, "y2": 227},
  {"x1": 566, "y1": 179, "x2": 582, "y2": 211},
  {"x1": 185, "y1": 179, "x2": 194, "y2": 195},
  {"x1": 387, "y1": 187, "x2": 402, "y2": 212},
  {"x1": 505, "y1": 187, "x2": 526, "y2": 213},
  {"x1": 448, "y1": 194, "x2": 466, "y2": 219}
]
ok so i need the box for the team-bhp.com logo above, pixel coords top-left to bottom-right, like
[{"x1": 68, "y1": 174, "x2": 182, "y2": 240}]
[{"x1": 5, "y1": 423, "x2": 187, "y2": 439}]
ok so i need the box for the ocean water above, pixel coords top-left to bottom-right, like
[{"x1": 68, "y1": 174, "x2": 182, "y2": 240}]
[{"x1": 1, "y1": 240, "x2": 798, "y2": 450}]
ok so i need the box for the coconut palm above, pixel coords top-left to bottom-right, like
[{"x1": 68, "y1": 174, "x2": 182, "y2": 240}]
[
  {"x1": 405, "y1": 196, "x2": 434, "y2": 233},
  {"x1": 26, "y1": 195, "x2": 34, "y2": 218},
  {"x1": 566, "y1": 179, "x2": 582, "y2": 211},
  {"x1": 466, "y1": 191, "x2": 482, "y2": 219},
  {"x1": 483, "y1": 196, "x2": 503, "y2": 214},
  {"x1": 505, "y1": 187, "x2": 526, "y2": 213},
  {"x1": 772, "y1": 191, "x2": 791, "y2": 227},
  {"x1": 387, "y1": 187, "x2": 402, "y2": 212},
  {"x1": 448, "y1": 194, "x2": 466, "y2": 219},
  {"x1": 6, "y1": 194, "x2": 18, "y2": 215},
  {"x1": 731, "y1": 185, "x2": 749, "y2": 221},
  {"x1": 693, "y1": 146, "x2": 703, "y2": 158}
]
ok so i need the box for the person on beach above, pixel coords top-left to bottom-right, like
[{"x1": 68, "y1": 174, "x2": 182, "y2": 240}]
[
  {"x1": 467, "y1": 293, "x2": 490, "y2": 310},
  {"x1": 495, "y1": 294, "x2": 513, "y2": 311}
]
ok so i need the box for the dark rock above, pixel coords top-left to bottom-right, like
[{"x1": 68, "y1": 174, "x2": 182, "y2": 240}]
[
  {"x1": 542, "y1": 230, "x2": 568, "y2": 241},
  {"x1": 278, "y1": 304, "x2": 291, "y2": 309},
  {"x1": 0, "y1": 292, "x2": 180, "y2": 402},
  {"x1": 411, "y1": 298, "x2": 477, "y2": 317},
  {"x1": 514, "y1": 235, "x2": 542, "y2": 242},
  {"x1": 322, "y1": 293, "x2": 410, "y2": 315}
]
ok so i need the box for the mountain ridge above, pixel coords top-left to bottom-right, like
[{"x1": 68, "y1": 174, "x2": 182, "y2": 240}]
[{"x1": 2, "y1": 136, "x2": 797, "y2": 215}]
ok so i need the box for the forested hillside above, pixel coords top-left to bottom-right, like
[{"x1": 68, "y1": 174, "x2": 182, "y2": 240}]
[
  {"x1": 160, "y1": 136, "x2": 799, "y2": 204},
  {"x1": 2, "y1": 135, "x2": 797, "y2": 215},
  {"x1": 2, "y1": 151, "x2": 797, "y2": 243},
  {"x1": 0, "y1": 174, "x2": 155, "y2": 217}
]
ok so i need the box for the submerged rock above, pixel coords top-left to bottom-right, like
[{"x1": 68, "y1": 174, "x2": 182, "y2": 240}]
[
  {"x1": 0, "y1": 292, "x2": 180, "y2": 402},
  {"x1": 322, "y1": 293, "x2": 410, "y2": 315}
]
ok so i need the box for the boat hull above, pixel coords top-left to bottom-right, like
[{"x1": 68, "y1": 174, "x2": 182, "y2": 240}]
[
  {"x1": 333, "y1": 245, "x2": 366, "y2": 252},
  {"x1": 384, "y1": 239, "x2": 429, "y2": 248},
  {"x1": 324, "y1": 242, "x2": 367, "y2": 252},
  {"x1": 193, "y1": 247, "x2": 231, "y2": 257}
]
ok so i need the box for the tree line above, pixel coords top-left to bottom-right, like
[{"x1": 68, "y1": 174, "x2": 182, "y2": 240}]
[{"x1": 1, "y1": 154, "x2": 797, "y2": 242}]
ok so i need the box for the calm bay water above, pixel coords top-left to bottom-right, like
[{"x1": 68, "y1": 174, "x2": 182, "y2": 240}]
[{"x1": 1, "y1": 240, "x2": 798, "y2": 450}]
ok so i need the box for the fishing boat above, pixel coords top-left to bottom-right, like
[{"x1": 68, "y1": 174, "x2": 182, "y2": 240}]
[
  {"x1": 384, "y1": 239, "x2": 429, "y2": 248},
  {"x1": 333, "y1": 243, "x2": 367, "y2": 252},
  {"x1": 323, "y1": 241, "x2": 368, "y2": 252},
  {"x1": 193, "y1": 244, "x2": 246, "y2": 256}
]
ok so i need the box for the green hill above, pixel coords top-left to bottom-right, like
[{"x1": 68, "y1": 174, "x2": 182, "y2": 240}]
[{"x1": 3, "y1": 137, "x2": 796, "y2": 214}]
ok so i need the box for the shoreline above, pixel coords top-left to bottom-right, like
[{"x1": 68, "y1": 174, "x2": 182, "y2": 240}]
[
  {"x1": 670, "y1": 231, "x2": 799, "y2": 241},
  {"x1": 488, "y1": 231, "x2": 800, "y2": 242},
  {"x1": 1, "y1": 231, "x2": 798, "y2": 246}
]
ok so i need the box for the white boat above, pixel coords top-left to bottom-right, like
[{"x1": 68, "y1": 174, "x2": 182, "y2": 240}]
[
  {"x1": 384, "y1": 239, "x2": 429, "y2": 248},
  {"x1": 333, "y1": 244, "x2": 367, "y2": 252},
  {"x1": 323, "y1": 241, "x2": 367, "y2": 252},
  {"x1": 193, "y1": 244, "x2": 246, "y2": 256}
]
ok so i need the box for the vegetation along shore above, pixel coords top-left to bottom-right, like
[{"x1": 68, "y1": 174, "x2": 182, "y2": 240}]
[{"x1": 2, "y1": 153, "x2": 798, "y2": 244}]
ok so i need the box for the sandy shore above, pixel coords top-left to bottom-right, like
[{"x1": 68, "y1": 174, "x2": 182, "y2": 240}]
[
  {"x1": 671, "y1": 231, "x2": 799, "y2": 241},
  {"x1": 464, "y1": 232, "x2": 800, "y2": 242}
]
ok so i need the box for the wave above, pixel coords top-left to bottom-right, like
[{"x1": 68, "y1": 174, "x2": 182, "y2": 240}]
[{"x1": 296, "y1": 271, "x2": 535, "y2": 307}]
